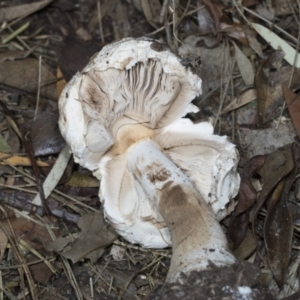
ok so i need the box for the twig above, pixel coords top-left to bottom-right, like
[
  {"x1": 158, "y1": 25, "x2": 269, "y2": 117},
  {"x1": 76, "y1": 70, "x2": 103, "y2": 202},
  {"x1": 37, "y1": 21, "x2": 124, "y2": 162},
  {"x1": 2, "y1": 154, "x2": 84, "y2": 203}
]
[
  {"x1": 214, "y1": 39, "x2": 236, "y2": 130},
  {"x1": 0, "y1": 207, "x2": 38, "y2": 300},
  {"x1": 34, "y1": 55, "x2": 42, "y2": 121},
  {"x1": 43, "y1": 220, "x2": 83, "y2": 300},
  {"x1": 159, "y1": 0, "x2": 169, "y2": 24},
  {"x1": 0, "y1": 271, "x2": 3, "y2": 300},
  {"x1": 172, "y1": 0, "x2": 179, "y2": 50},
  {"x1": 97, "y1": 0, "x2": 105, "y2": 44},
  {"x1": 148, "y1": 5, "x2": 205, "y2": 36},
  {"x1": 0, "y1": 100, "x2": 50, "y2": 216},
  {"x1": 0, "y1": 190, "x2": 80, "y2": 223},
  {"x1": 89, "y1": 277, "x2": 94, "y2": 299},
  {"x1": 0, "y1": 257, "x2": 56, "y2": 270},
  {"x1": 2, "y1": 22, "x2": 30, "y2": 44}
]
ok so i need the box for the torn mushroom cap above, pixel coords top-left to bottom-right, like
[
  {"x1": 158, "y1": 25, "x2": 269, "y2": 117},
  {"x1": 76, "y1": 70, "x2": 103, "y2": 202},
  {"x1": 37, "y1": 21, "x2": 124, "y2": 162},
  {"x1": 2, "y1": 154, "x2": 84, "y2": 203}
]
[{"x1": 59, "y1": 38, "x2": 240, "y2": 248}]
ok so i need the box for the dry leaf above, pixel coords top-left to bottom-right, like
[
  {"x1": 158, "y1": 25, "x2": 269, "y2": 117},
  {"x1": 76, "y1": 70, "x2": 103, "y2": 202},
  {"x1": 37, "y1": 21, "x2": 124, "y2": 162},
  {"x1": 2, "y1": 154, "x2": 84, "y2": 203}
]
[
  {"x1": 264, "y1": 176, "x2": 293, "y2": 288},
  {"x1": 140, "y1": 0, "x2": 161, "y2": 28},
  {"x1": 66, "y1": 172, "x2": 100, "y2": 188},
  {"x1": 222, "y1": 89, "x2": 256, "y2": 114},
  {"x1": 30, "y1": 112, "x2": 66, "y2": 157},
  {"x1": 252, "y1": 144, "x2": 294, "y2": 238},
  {"x1": 221, "y1": 22, "x2": 249, "y2": 45},
  {"x1": 238, "y1": 121, "x2": 296, "y2": 159},
  {"x1": 233, "y1": 228, "x2": 257, "y2": 260},
  {"x1": 252, "y1": 23, "x2": 300, "y2": 68},
  {"x1": 56, "y1": 67, "x2": 67, "y2": 98},
  {"x1": 0, "y1": 227, "x2": 8, "y2": 261},
  {"x1": 250, "y1": 144, "x2": 295, "y2": 288},
  {"x1": 229, "y1": 155, "x2": 266, "y2": 249},
  {"x1": 244, "y1": 26, "x2": 263, "y2": 58},
  {"x1": 233, "y1": 43, "x2": 255, "y2": 85},
  {"x1": 0, "y1": 57, "x2": 56, "y2": 100},
  {"x1": 1, "y1": 216, "x2": 56, "y2": 253},
  {"x1": 0, "y1": 152, "x2": 49, "y2": 167},
  {"x1": 197, "y1": 0, "x2": 216, "y2": 34},
  {"x1": 0, "y1": 0, "x2": 53, "y2": 22},
  {"x1": 273, "y1": 0, "x2": 296, "y2": 16},
  {"x1": 255, "y1": 51, "x2": 300, "y2": 124},
  {"x1": 45, "y1": 210, "x2": 118, "y2": 263},
  {"x1": 201, "y1": 44, "x2": 234, "y2": 95},
  {"x1": 282, "y1": 85, "x2": 300, "y2": 138},
  {"x1": 32, "y1": 146, "x2": 71, "y2": 206},
  {"x1": 28, "y1": 255, "x2": 54, "y2": 285}
]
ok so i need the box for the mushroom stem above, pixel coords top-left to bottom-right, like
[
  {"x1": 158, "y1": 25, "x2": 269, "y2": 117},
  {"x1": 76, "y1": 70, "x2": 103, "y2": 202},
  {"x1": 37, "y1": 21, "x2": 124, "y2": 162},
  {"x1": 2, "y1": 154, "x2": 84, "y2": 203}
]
[{"x1": 127, "y1": 140, "x2": 236, "y2": 283}]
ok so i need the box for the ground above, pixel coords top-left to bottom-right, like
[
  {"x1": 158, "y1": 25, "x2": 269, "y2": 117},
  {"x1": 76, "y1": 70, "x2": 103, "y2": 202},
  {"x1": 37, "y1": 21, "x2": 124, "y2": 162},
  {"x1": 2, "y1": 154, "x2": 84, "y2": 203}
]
[{"x1": 0, "y1": 0, "x2": 299, "y2": 299}]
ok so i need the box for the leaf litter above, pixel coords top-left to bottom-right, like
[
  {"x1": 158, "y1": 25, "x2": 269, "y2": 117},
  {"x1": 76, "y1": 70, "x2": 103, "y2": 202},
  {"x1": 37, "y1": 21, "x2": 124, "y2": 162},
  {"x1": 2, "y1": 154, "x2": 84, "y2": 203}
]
[{"x1": 0, "y1": 0, "x2": 300, "y2": 299}]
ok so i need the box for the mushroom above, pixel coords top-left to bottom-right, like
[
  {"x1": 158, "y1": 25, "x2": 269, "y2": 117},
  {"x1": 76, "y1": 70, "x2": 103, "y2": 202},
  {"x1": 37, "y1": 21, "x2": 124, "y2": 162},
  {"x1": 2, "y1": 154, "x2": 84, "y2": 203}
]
[{"x1": 58, "y1": 38, "x2": 240, "y2": 282}]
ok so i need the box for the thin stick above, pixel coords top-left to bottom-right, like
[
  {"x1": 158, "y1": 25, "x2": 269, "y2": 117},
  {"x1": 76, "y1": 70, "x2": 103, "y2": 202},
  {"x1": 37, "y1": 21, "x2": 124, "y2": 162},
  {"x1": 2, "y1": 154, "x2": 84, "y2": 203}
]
[
  {"x1": 172, "y1": 0, "x2": 179, "y2": 49},
  {"x1": 89, "y1": 277, "x2": 94, "y2": 299},
  {"x1": 159, "y1": 0, "x2": 169, "y2": 24},
  {"x1": 148, "y1": 5, "x2": 205, "y2": 36},
  {"x1": 97, "y1": 0, "x2": 105, "y2": 44},
  {"x1": 232, "y1": 0, "x2": 251, "y2": 27},
  {"x1": 42, "y1": 218, "x2": 83, "y2": 300},
  {"x1": 2, "y1": 158, "x2": 96, "y2": 212},
  {"x1": 34, "y1": 55, "x2": 42, "y2": 121},
  {"x1": 0, "y1": 208, "x2": 38, "y2": 300},
  {"x1": 0, "y1": 271, "x2": 3, "y2": 300},
  {"x1": 2, "y1": 21, "x2": 30, "y2": 44}
]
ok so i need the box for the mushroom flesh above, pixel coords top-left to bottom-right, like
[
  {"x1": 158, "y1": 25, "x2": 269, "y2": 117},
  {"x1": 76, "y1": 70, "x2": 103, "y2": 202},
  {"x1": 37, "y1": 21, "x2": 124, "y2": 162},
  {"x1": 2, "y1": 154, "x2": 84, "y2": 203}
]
[{"x1": 58, "y1": 38, "x2": 240, "y2": 282}]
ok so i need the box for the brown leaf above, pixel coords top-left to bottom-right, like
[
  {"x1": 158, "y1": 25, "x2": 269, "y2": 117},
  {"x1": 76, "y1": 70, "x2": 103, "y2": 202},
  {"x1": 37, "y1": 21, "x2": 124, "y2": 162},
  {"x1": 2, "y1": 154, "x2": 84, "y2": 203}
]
[
  {"x1": 255, "y1": 51, "x2": 300, "y2": 124},
  {"x1": 229, "y1": 155, "x2": 266, "y2": 249},
  {"x1": 242, "y1": 0, "x2": 259, "y2": 7},
  {"x1": 56, "y1": 67, "x2": 67, "y2": 98},
  {"x1": 30, "y1": 112, "x2": 66, "y2": 156},
  {"x1": 0, "y1": 228, "x2": 7, "y2": 261},
  {"x1": 0, "y1": 152, "x2": 49, "y2": 167},
  {"x1": 244, "y1": 26, "x2": 264, "y2": 58},
  {"x1": 221, "y1": 22, "x2": 249, "y2": 45},
  {"x1": 0, "y1": 57, "x2": 56, "y2": 100},
  {"x1": 222, "y1": 89, "x2": 256, "y2": 114},
  {"x1": 0, "y1": 0, "x2": 53, "y2": 22},
  {"x1": 140, "y1": 0, "x2": 161, "y2": 28},
  {"x1": 28, "y1": 256, "x2": 53, "y2": 285},
  {"x1": 252, "y1": 144, "x2": 294, "y2": 238},
  {"x1": 45, "y1": 210, "x2": 118, "y2": 263},
  {"x1": 264, "y1": 174, "x2": 293, "y2": 288},
  {"x1": 233, "y1": 228, "x2": 257, "y2": 260},
  {"x1": 282, "y1": 85, "x2": 300, "y2": 138},
  {"x1": 197, "y1": 0, "x2": 216, "y2": 34},
  {"x1": 196, "y1": 39, "x2": 235, "y2": 95},
  {"x1": 273, "y1": 0, "x2": 296, "y2": 16},
  {"x1": 264, "y1": 143, "x2": 299, "y2": 287},
  {"x1": 201, "y1": 0, "x2": 225, "y2": 42},
  {"x1": 0, "y1": 215, "x2": 57, "y2": 285},
  {"x1": 66, "y1": 171, "x2": 100, "y2": 188},
  {"x1": 2, "y1": 217, "x2": 56, "y2": 253}
]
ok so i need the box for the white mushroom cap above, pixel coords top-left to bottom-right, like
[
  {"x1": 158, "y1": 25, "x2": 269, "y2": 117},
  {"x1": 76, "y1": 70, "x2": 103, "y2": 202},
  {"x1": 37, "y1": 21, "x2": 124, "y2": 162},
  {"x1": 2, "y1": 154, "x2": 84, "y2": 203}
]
[{"x1": 59, "y1": 38, "x2": 240, "y2": 248}]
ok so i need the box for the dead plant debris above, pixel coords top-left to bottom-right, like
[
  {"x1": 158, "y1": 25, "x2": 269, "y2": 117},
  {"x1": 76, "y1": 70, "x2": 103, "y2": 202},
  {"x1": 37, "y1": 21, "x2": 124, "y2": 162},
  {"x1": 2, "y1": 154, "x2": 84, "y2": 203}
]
[{"x1": 0, "y1": 0, "x2": 299, "y2": 299}]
